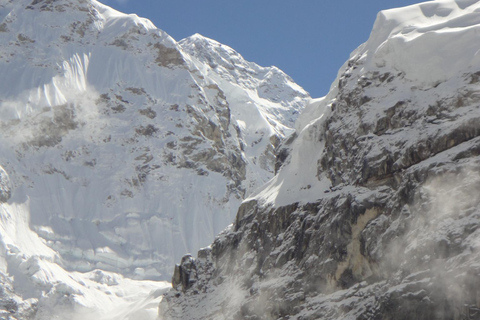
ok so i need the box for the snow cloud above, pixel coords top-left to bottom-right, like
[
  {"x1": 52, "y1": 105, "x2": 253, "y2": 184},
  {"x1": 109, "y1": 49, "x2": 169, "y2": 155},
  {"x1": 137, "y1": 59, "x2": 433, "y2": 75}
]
[
  {"x1": 0, "y1": 83, "x2": 104, "y2": 148},
  {"x1": 376, "y1": 164, "x2": 480, "y2": 313}
]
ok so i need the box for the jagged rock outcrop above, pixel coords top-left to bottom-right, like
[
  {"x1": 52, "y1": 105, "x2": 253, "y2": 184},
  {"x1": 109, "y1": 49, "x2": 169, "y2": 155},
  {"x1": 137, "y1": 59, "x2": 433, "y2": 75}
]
[
  {"x1": 0, "y1": 166, "x2": 11, "y2": 203},
  {"x1": 160, "y1": 1, "x2": 480, "y2": 319}
]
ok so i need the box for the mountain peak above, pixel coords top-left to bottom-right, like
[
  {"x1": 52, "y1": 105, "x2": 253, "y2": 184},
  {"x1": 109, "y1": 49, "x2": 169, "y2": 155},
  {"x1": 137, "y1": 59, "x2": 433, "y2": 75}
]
[
  {"x1": 0, "y1": 0, "x2": 310, "y2": 318},
  {"x1": 186, "y1": 32, "x2": 216, "y2": 43},
  {"x1": 180, "y1": 32, "x2": 247, "y2": 66}
]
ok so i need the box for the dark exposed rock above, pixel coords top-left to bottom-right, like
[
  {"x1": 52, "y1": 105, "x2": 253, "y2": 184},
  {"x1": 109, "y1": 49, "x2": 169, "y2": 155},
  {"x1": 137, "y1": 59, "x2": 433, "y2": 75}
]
[
  {"x1": 274, "y1": 132, "x2": 296, "y2": 174},
  {"x1": 154, "y1": 43, "x2": 185, "y2": 68},
  {"x1": 138, "y1": 107, "x2": 157, "y2": 119},
  {"x1": 135, "y1": 124, "x2": 158, "y2": 137},
  {"x1": 172, "y1": 255, "x2": 197, "y2": 292},
  {"x1": 25, "y1": 104, "x2": 78, "y2": 148},
  {"x1": 0, "y1": 167, "x2": 11, "y2": 203}
]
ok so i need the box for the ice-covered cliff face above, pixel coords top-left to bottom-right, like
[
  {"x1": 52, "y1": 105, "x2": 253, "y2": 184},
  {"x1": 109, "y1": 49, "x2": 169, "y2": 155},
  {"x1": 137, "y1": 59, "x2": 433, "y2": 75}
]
[
  {"x1": 0, "y1": 0, "x2": 309, "y2": 318},
  {"x1": 160, "y1": 1, "x2": 480, "y2": 319}
]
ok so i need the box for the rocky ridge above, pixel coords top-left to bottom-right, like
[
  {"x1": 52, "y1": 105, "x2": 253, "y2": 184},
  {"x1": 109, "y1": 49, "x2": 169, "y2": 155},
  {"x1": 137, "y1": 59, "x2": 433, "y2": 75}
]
[{"x1": 159, "y1": 1, "x2": 480, "y2": 319}]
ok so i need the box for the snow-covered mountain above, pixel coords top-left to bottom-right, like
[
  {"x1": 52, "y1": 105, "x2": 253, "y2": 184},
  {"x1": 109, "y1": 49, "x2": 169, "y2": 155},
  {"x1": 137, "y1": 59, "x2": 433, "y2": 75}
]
[
  {"x1": 160, "y1": 0, "x2": 480, "y2": 319},
  {"x1": 0, "y1": 0, "x2": 309, "y2": 318}
]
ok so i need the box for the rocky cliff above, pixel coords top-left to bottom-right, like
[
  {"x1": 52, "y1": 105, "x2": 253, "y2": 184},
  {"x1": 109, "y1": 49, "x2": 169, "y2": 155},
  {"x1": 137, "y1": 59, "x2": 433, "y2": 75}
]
[{"x1": 159, "y1": 1, "x2": 480, "y2": 319}]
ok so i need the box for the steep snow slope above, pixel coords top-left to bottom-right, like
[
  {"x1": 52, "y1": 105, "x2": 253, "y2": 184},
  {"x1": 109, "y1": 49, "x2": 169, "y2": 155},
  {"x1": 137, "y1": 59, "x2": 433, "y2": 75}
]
[
  {"x1": 0, "y1": 172, "x2": 170, "y2": 320},
  {"x1": 0, "y1": 0, "x2": 309, "y2": 318},
  {"x1": 160, "y1": 1, "x2": 480, "y2": 319}
]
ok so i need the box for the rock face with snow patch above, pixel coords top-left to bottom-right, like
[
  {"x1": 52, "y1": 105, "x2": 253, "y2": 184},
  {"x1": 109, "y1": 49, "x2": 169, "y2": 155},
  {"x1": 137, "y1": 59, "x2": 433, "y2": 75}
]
[{"x1": 159, "y1": 1, "x2": 480, "y2": 319}]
